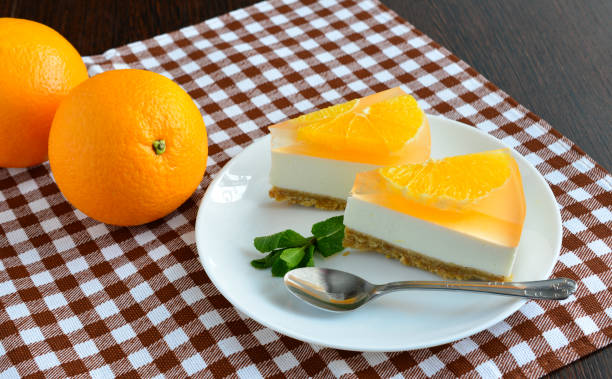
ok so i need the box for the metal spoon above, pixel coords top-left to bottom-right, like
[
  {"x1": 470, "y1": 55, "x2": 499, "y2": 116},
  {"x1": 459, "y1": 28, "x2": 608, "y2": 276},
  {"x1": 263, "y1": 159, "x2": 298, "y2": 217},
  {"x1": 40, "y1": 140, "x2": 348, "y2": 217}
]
[{"x1": 284, "y1": 267, "x2": 577, "y2": 312}]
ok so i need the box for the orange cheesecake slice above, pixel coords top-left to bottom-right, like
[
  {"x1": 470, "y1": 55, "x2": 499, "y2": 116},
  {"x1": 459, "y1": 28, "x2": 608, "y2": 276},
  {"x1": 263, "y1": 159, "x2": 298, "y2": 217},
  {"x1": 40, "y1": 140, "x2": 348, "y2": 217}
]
[
  {"x1": 269, "y1": 87, "x2": 430, "y2": 210},
  {"x1": 343, "y1": 149, "x2": 526, "y2": 281}
]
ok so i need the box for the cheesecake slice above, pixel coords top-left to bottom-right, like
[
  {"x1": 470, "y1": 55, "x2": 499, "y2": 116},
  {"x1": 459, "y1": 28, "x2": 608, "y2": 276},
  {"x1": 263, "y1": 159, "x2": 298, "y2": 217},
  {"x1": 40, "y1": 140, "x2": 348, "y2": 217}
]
[
  {"x1": 343, "y1": 149, "x2": 526, "y2": 281},
  {"x1": 268, "y1": 87, "x2": 430, "y2": 210}
]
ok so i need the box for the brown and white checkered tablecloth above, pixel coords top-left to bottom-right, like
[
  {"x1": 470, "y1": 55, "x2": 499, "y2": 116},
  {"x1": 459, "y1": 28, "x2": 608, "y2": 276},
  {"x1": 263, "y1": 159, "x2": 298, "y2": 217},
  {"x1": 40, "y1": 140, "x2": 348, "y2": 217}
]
[{"x1": 1, "y1": 0, "x2": 610, "y2": 377}]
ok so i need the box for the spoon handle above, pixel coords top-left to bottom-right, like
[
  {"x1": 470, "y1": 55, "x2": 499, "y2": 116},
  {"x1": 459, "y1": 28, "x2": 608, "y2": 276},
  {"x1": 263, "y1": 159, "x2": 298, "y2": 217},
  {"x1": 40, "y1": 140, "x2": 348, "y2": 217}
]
[{"x1": 374, "y1": 277, "x2": 576, "y2": 300}]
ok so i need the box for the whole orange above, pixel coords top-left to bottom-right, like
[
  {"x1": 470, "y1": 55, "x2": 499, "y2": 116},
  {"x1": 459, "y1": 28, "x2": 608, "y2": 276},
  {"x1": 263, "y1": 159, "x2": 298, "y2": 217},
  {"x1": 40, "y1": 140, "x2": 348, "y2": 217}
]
[
  {"x1": 0, "y1": 18, "x2": 88, "y2": 167},
  {"x1": 49, "y1": 69, "x2": 208, "y2": 226}
]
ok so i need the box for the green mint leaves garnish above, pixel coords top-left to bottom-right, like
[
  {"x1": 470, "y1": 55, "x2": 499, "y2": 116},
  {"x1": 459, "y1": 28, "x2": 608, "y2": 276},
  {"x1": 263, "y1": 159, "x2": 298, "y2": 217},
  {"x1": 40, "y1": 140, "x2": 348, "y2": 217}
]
[
  {"x1": 253, "y1": 229, "x2": 309, "y2": 252},
  {"x1": 250, "y1": 216, "x2": 345, "y2": 277}
]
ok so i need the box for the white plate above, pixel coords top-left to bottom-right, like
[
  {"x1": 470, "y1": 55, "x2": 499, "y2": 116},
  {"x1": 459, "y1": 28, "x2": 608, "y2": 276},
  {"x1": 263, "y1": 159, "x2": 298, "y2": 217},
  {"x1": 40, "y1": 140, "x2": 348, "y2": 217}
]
[{"x1": 195, "y1": 115, "x2": 562, "y2": 352}]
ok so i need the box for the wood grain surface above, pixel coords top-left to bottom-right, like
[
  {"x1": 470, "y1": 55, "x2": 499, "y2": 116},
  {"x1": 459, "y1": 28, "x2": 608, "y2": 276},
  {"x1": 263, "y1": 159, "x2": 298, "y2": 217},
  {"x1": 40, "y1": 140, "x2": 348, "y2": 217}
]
[{"x1": 1, "y1": 0, "x2": 610, "y2": 378}]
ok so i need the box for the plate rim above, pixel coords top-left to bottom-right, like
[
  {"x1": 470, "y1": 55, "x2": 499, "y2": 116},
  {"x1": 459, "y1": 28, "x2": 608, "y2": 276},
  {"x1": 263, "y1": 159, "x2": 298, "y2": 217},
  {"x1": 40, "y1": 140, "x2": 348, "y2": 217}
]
[{"x1": 195, "y1": 114, "x2": 562, "y2": 351}]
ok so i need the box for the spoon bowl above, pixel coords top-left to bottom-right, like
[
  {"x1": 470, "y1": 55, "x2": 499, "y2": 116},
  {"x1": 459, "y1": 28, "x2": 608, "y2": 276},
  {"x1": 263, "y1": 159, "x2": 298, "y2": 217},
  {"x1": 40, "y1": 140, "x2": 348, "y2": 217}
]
[
  {"x1": 284, "y1": 267, "x2": 577, "y2": 312},
  {"x1": 284, "y1": 267, "x2": 375, "y2": 311}
]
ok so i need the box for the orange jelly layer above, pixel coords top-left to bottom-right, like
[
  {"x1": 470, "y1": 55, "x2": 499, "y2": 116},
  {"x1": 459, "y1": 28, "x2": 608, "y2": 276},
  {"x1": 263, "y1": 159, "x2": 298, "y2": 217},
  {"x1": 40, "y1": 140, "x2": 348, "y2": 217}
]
[
  {"x1": 269, "y1": 87, "x2": 431, "y2": 165},
  {"x1": 351, "y1": 163, "x2": 526, "y2": 247}
]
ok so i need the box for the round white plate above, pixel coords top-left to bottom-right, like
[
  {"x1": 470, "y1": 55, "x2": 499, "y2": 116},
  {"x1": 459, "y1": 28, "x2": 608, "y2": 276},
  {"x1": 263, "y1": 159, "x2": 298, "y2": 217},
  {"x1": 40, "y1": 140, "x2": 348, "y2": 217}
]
[{"x1": 195, "y1": 115, "x2": 562, "y2": 352}]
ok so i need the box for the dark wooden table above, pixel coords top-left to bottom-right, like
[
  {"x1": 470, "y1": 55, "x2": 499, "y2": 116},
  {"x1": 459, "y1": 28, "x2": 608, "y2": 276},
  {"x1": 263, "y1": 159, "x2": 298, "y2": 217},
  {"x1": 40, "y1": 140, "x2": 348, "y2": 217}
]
[{"x1": 2, "y1": 0, "x2": 610, "y2": 377}]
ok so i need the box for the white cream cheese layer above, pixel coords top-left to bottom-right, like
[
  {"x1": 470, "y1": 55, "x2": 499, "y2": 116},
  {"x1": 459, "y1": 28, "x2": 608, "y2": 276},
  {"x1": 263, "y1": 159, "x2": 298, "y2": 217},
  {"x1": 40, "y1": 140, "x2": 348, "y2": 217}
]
[
  {"x1": 344, "y1": 196, "x2": 518, "y2": 277},
  {"x1": 270, "y1": 151, "x2": 378, "y2": 200}
]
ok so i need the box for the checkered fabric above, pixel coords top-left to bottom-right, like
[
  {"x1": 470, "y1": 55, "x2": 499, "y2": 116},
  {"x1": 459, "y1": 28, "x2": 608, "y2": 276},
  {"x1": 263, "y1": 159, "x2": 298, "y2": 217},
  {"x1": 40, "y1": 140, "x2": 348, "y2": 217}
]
[{"x1": 0, "y1": 0, "x2": 610, "y2": 377}]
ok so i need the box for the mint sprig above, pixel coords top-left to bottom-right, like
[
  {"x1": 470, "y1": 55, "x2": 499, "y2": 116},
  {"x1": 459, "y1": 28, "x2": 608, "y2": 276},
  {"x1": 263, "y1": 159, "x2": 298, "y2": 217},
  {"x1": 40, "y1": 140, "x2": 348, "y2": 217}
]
[
  {"x1": 250, "y1": 216, "x2": 345, "y2": 276},
  {"x1": 253, "y1": 229, "x2": 309, "y2": 252}
]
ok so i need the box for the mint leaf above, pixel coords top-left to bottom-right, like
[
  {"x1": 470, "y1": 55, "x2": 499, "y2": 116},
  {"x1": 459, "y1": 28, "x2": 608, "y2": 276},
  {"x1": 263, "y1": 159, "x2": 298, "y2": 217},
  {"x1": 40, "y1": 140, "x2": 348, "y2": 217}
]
[
  {"x1": 271, "y1": 258, "x2": 288, "y2": 277},
  {"x1": 315, "y1": 233, "x2": 344, "y2": 257},
  {"x1": 250, "y1": 258, "x2": 267, "y2": 269},
  {"x1": 311, "y1": 215, "x2": 344, "y2": 238},
  {"x1": 312, "y1": 216, "x2": 345, "y2": 257},
  {"x1": 271, "y1": 246, "x2": 306, "y2": 277},
  {"x1": 299, "y1": 244, "x2": 315, "y2": 267},
  {"x1": 280, "y1": 246, "x2": 306, "y2": 268},
  {"x1": 254, "y1": 230, "x2": 309, "y2": 252},
  {"x1": 250, "y1": 249, "x2": 282, "y2": 269}
]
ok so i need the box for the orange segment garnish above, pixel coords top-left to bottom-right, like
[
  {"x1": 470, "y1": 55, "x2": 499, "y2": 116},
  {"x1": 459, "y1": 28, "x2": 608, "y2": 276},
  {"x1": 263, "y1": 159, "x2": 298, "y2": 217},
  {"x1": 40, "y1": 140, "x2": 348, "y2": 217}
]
[
  {"x1": 296, "y1": 94, "x2": 424, "y2": 153},
  {"x1": 297, "y1": 110, "x2": 356, "y2": 150},
  {"x1": 363, "y1": 95, "x2": 423, "y2": 151},
  {"x1": 296, "y1": 98, "x2": 358, "y2": 125},
  {"x1": 269, "y1": 87, "x2": 430, "y2": 165},
  {"x1": 345, "y1": 115, "x2": 379, "y2": 153},
  {"x1": 379, "y1": 149, "x2": 513, "y2": 208}
]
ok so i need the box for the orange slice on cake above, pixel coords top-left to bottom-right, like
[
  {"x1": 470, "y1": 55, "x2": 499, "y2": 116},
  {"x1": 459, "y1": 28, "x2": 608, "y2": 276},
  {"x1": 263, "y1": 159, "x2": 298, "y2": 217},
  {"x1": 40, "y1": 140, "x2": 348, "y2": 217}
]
[
  {"x1": 296, "y1": 95, "x2": 425, "y2": 155},
  {"x1": 379, "y1": 149, "x2": 513, "y2": 209}
]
